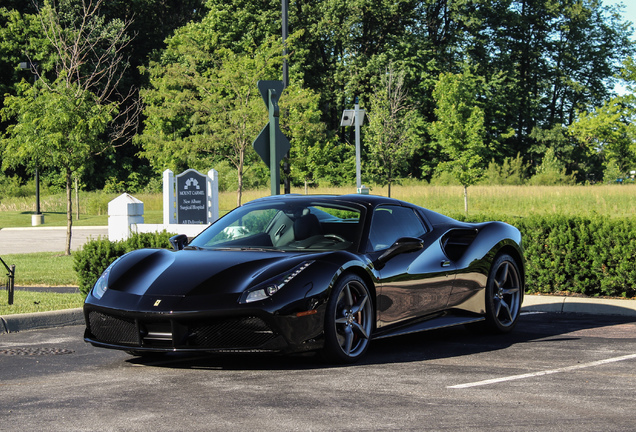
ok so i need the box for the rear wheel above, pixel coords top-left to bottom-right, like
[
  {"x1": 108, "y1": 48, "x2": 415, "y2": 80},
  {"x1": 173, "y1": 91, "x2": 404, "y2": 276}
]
[
  {"x1": 484, "y1": 254, "x2": 522, "y2": 333},
  {"x1": 322, "y1": 274, "x2": 374, "y2": 363}
]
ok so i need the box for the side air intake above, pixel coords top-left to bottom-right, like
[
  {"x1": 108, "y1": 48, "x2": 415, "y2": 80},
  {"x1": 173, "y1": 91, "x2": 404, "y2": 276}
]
[{"x1": 441, "y1": 229, "x2": 479, "y2": 261}]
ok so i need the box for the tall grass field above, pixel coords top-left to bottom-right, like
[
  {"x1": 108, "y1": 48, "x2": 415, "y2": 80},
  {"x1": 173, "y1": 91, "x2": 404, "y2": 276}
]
[{"x1": 2, "y1": 184, "x2": 634, "y2": 226}]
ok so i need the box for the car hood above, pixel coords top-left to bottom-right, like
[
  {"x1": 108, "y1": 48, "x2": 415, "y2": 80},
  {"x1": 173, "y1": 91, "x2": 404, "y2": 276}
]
[{"x1": 107, "y1": 248, "x2": 313, "y2": 298}]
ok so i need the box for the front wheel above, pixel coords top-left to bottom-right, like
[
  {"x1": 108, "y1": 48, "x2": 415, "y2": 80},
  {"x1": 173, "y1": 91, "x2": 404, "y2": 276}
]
[
  {"x1": 322, "y1": 274, "x2": 374, "y2": 364},
  {"x1": 484, "y1": 254, "x2": 523, "y2": 333}
]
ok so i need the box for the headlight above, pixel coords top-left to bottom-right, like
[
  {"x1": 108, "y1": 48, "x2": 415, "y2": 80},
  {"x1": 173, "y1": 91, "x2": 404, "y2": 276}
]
[
  {"x1": 91, "y1": 258, "x2": 120, "y2": 300},
  {"x1": 242, "y1": 261, "x2": 314, "y2": 304}
]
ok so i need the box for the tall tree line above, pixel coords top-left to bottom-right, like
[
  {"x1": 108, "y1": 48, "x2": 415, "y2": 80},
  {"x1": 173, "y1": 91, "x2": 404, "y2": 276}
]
[{"x1": 1, "y1": 0, "x2": 635, "y2": 198}]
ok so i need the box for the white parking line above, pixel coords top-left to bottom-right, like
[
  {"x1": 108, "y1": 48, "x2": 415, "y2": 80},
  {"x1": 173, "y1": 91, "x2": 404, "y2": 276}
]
[{"x1": 448, "y1": 353, "x2": 636, "y2": 389}]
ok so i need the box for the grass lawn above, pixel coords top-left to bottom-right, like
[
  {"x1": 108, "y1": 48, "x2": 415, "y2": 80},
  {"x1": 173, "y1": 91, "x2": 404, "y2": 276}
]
[
  {"x1": 0, "y1": 253, "x2": 79, "y2": 315},
  {"x1": 0, "y1": 291, "x2": 84, "y2": 315},
  {"x1": 1, "y1": 252, "x2": 78, "y2": 286}
]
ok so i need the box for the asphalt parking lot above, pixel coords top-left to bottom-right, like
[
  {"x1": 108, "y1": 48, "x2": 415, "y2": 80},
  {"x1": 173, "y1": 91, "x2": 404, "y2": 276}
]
[
  {"x1": 2, "y1": 226, "x2": 635, "y2": 430},
  {"x1": 1, "y1": 312, "x2": 635, "y2": 431}
]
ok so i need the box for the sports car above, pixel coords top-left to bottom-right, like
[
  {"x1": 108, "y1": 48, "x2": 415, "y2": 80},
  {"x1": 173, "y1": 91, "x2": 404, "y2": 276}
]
[{"x1": 84, "y1": 194, "x2": 524, "y2": 363}]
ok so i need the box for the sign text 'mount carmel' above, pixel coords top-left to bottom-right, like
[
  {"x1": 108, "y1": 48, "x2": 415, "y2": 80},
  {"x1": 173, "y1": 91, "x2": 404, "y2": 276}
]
[
  {"x1": 177, "y1": 170, "x2": 208, "y2": 224},
  {"x1": 163, "y1": 168, "x2": 219, "y2": 225}
]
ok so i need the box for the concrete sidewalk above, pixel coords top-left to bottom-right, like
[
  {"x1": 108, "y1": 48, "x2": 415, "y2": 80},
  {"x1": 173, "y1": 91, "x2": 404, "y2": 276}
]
[
  {"x1": 522, "y1": 294, "x2": 636, "y2": 316},
  {"x1": 0, "y1": 226, "x2": 109, "y2": 255},
  {"x1": 2, "y1": 294, "x2": 636, "y2": 335}
]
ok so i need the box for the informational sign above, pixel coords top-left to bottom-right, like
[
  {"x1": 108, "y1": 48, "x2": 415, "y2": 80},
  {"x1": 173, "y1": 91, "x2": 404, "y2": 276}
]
[{"x1": 176, "y1": 169, "x2": 208, "y2": 224}]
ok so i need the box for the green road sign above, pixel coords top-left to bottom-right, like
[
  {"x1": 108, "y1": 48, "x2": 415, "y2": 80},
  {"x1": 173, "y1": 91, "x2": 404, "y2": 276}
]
[{"x1": 252, "y1": 80, "x2": 290, "y2": 195}]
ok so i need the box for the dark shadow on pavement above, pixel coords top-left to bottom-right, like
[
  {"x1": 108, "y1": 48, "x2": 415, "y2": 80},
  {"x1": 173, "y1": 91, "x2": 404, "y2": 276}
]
[{"x1": 123, "y1": 312, "x2": 636, "y2": 371}]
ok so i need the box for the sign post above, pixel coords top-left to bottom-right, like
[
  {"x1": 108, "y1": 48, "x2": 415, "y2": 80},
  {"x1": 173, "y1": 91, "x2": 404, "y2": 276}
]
[
  {"x1": 340, "y1": 97, "x2": 366, "y2": 192},
  {"x1": 252, "y1": 80, "x2": 290, "y2": 196},
  {"x1": 1, "y1": 256, "x2": 15, "y2": 305}
]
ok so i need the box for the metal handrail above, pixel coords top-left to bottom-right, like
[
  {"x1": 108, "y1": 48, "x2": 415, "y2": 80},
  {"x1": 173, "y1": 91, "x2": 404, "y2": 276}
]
[{"x1": 0, "y1": 256, "x2": 15, "y2": 305}]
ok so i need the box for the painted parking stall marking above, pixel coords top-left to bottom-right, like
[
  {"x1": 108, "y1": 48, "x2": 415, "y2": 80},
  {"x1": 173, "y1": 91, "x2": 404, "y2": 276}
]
[{"x1": 448, "y1": 353, "x2": 636, "y2": 389}]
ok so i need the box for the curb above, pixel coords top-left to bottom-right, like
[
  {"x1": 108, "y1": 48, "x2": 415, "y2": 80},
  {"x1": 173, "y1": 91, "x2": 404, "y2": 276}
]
[
  {"x1": 2, "y1": 295, "x2": 636, "y2": 335},
  {"x1": 1, "y1": 308, "x2": 84, "y2": 334},
  {"x1": 521, "y1": 295, "x2": 636, "y2": 317}
]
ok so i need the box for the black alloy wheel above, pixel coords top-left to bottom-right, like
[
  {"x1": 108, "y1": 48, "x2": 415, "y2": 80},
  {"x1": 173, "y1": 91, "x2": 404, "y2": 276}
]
[
  {"x1": 484, "y1": 253, "x2": 523, "y2": 333},
  {"x1": 323, "y1": 274, "x2": 374, "y2": 363}
]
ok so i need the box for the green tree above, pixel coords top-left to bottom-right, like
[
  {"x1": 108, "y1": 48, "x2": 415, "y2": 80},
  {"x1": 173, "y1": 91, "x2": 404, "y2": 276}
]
[
  {"x1": 280, "y1": 81, "x2": 328, "y2": 190},
  {"x1": 2, "y1": 80, "x2": 115, "y2": 253},
  {"x1": 602, "y1": 159, "x2": 625, "y2": 184},
  {"x1": 1, "y1": 0, "x2": 135, "y2": 255},
  {"x1": 0, "y1": 6, "x2": 56, "y2": 138},
  {"x1": 138, "y1": 40, "x2": 279, "y2": 206},
  {"x1": 480, "y1": 153, "x2": 528, "y2": 186},
  {"x1": 568, "y1": 97, "x2": 636, "y2": 176},
  {"x1": 430, "y1": 68, "x2": 486, "y2": 215},
  {"x1": 137, "y1": 17, "x2": 325, "y2": 205},
  {"x1": 529, "y1": 124, "x2": 598, "y2": 182},
  {"x1": 302, "y1": 140, "x2": 355, "y2": 188},
  {"x1": 365, "y1": 65, "x2": 420, "y2": 197},
  {"x1": 619, "y1": 56, "x2": 636, "y2": 94},
  {"x1": 212, "y1": 46, "x2": 281, "y2": 206},
  {"x1": 528, "y1": 147, "x2": 576, "y2": 185}
]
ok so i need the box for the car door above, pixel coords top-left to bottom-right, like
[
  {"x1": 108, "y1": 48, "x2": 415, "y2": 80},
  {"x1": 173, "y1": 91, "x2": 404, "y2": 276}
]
[{"x1": 369, "y1": 205, "x2": 456, "y2": 329}]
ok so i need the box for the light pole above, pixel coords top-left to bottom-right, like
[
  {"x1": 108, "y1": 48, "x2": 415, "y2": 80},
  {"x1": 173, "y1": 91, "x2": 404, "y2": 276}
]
[
  {"x1": 340, "y1": 97, "x2": 368, "y2": 194},
  {"x1": 282, "y1": 0, "x2": 291, "y2": 194},
  {"x1": 19, "y1": 61, "x2": 44, "y2": 226}
]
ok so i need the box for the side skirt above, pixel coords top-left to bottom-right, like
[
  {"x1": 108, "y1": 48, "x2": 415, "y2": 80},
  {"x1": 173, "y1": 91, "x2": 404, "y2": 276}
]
[{"x1": 372, "y1": 314, "x2": 485, "y2": 340}]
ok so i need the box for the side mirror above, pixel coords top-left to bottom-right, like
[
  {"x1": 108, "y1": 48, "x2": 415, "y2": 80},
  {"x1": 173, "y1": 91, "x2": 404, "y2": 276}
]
[
  {"x1": 374, "y1": 237, "x2": 423, "y2": 270},
  {"x1": 169, "y1": 234, "x2": 189, "y2": 251}
]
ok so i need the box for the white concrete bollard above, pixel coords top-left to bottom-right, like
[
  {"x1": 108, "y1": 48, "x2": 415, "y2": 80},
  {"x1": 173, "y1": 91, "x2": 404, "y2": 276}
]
[{"x1": 108, "y1": 193, "x2": 144, "y2": 242}]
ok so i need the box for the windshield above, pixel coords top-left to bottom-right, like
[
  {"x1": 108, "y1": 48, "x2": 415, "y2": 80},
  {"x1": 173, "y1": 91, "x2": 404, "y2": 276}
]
[{"x1": 189, "y1": 200, "x2": 363, "y2": 252}]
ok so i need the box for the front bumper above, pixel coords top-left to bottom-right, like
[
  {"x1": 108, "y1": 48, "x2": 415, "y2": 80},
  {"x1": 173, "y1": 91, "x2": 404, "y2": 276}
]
[{"x1": 83, "y1": 305, "x2": 326, "y2": 354}]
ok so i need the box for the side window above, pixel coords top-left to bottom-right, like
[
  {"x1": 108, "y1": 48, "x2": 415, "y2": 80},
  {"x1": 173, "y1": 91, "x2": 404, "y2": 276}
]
[{"x1": 368, "y1": 205, "x2": 427, "y2": 251}]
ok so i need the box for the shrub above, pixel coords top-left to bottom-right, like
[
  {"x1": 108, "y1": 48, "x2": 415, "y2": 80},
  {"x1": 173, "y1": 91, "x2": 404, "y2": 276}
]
[
  {"x1": 429, "y1": 170, "x2": 461, "y2": 186},
  {"x1": 528, "y1": 148, "x2": 576, "y2": 185},
  {"x1": 479, "y1": 154, "x2": 528, "y2": 186},
  {"x1": 461, "y1": 214, "x2": 636, "y2": 298},
  {"x1": 73, "y1": 215, "x2": 636, "y2": 300},
  {"x1": 517, "y1": 215, "x2": 636, "y2": 297},
  {"x1": 73, "y1": 231, "x2": 175, "y2": 296}
]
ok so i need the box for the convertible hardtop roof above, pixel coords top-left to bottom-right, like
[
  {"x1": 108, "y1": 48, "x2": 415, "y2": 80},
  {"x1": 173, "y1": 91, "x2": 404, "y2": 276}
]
[
  {"x1": 242, "y1": 194, "x2": 465, "y2": 226},
  {"x1": 243, "y1": 193, "x2": 407, "y2": 207}
]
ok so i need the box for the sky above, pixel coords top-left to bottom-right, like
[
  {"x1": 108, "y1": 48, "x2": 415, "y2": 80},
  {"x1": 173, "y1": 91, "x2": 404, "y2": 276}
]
[
  {"x1": 604, "y1": 0, "x2": 636, "y2": 39},
  {"x1": 602, "y1": 1, "x2": 635, "y2": 94}
]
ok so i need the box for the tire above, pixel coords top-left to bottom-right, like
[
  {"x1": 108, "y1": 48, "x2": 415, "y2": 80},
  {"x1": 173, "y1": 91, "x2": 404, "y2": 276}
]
[
  {"x1": 322, "y1": 274, "x2": 374, "y2": 364},
  {"x1": 484, "y1": 253, "x2": 522, "y2": 333}
]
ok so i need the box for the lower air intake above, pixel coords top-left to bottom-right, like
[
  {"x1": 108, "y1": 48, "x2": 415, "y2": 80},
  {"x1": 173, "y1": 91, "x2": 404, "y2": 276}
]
[
  {"x1": 88, "y1": 311, "x2": 139, "y2": 346},
  {"x1": 190, "y1": 317, "x2": 276, "y2": 348}
]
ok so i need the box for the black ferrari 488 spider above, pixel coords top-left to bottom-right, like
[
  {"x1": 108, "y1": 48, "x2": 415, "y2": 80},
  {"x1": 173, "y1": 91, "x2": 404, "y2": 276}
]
[{"x1": 84, "y1": 194, "x2": 524, "y2": 363}]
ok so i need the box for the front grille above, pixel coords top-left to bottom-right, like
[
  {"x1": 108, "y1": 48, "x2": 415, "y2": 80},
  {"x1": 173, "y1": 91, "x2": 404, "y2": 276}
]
[
  {"x1": 88, "y1": 311, "x2": 139, "y2": 346},
  {"x1": 190, "y1": 317, "x2": 277, "y2": 348},
  {"x1": 87, "y1": 311, "x2": 278, "y2": 350}
]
